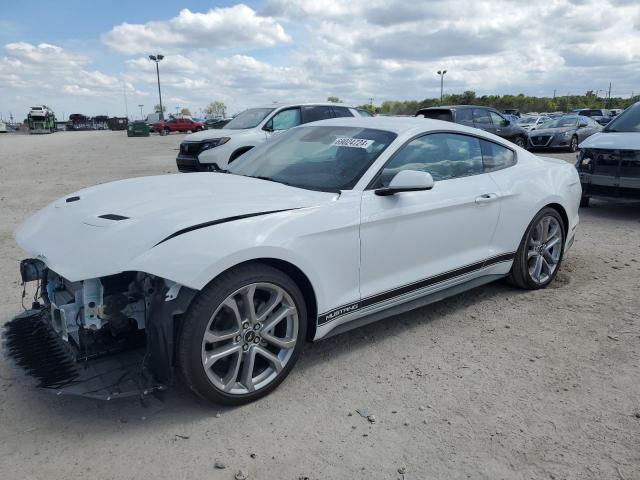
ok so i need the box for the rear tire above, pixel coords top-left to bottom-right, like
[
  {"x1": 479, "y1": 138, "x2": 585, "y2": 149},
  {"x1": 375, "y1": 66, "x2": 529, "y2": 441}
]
[
  {"x1": 569, "y1": 135, "x2": 579, "y2": 152},
  {"x1": 177, "y1": 263, "x2": 307, "y2": 405},
  {"x1": 164, "y1": 128, "x2": 170, "y2": 135},
  {"x1": 508, "y1": 207, "x2": 565, "y2": 290}
]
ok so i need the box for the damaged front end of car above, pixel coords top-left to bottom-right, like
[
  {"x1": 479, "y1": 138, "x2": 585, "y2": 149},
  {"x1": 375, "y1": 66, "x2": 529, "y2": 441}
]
[{"x1": 3, "y1": 258, "x2": 196, "y2": 400}]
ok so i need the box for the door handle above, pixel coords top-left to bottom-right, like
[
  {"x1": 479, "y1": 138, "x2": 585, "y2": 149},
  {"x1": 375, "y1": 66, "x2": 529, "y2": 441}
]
[{"x1": 475, "y1": 193, "x2": 498, "y2": 205}]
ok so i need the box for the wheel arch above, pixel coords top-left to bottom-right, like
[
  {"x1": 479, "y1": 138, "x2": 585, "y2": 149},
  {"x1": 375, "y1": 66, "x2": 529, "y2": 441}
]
[
  {"x1": 544, "y1": 202, "x2": 569, "y2": 237},
  {"x1": 201, "y1": 257, "x2": 318, "y2": 341}
]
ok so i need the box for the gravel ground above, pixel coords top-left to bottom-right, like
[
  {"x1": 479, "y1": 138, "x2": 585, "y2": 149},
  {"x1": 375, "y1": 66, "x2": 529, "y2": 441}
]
[{"x1": 0, "y1": 131, "x2": 638, "y2": 480}]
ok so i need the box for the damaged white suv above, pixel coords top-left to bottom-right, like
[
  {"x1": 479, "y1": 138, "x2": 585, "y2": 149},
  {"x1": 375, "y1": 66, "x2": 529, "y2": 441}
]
[{"x1": 7, "y1": 117, "x2": 580, "y2": 405}]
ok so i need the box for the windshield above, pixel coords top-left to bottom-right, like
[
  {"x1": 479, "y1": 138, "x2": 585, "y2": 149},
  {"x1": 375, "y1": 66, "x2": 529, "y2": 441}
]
[
  {"x1": 604, "y1": 103, "x2": 640, "y2": 132},
  {"x1": 539, "y1": 117, "x2": 578, "y2": 129},
  {"x1": 224, "y1": 108, "x2": 274, "y2": 130},
  {"x1": 579, "y1": 110, "x2": 602, "y2": 117},
  {"x1": 517, "y1": 116, "x2": 537, "y2": 125},
  {"x1": 228, "y1": 125, "x2": 397, "y2": 192}
]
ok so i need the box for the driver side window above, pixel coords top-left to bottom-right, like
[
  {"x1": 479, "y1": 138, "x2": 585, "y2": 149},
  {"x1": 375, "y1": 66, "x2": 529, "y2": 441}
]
[
  {"x1": 489, "y1": 111, "x2": 506, "y2": 125},
  {"x1": 375, "y1": 133, "x2": 483, "y2": 187},
  {"x1": 268, "y1": 108, "x2": 301, "y2": 131}
]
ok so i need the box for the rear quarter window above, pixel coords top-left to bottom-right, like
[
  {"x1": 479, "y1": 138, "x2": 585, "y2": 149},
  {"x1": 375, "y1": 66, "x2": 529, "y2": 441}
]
[
  {"x1": 418, "y1": 110, "x2": 453, "y2": 122},
  {"x1": 481, "y1": 140, "x2": 516, "y2": 172},
  {"x1": 301, "y1": 106, "x2": 333, "y2": 124},
  {"x1": 333, "y1": 106, "x2": 355, "y2": 118}
]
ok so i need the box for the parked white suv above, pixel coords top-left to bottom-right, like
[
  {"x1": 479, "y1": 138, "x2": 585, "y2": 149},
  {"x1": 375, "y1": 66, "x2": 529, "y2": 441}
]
[{"x1": 177, "y1": 102, "x2": 367, "y2": 172}]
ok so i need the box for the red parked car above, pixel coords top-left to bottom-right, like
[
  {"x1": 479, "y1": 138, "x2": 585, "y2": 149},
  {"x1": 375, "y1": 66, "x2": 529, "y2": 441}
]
[{"x1": 152, "y1": 117, "x2": 204, "y2": 134}]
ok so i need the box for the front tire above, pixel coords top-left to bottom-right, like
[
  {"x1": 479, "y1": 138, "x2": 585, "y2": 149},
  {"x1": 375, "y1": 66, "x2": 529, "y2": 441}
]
[
  {"x1": 177, "y1": 264, "x2": 307, "y2": 405},
  {"x1": 514, "y1": 136, "x2": 527, "y2": 149},
  {"x1": 508, "y1": 207, "x2": 565, "y2": 290}
]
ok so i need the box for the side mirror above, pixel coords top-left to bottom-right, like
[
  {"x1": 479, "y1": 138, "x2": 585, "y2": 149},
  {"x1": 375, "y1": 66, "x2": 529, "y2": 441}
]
[
  {"x1": 375, "y1": 170, "x2": 435, "y2": 196},
  {"x1": 263, "y1": 121, "x2": 273, "y2": 132},
  {"x1": 501, "y1": 119, "x2": 510, "y2": 126},
  {"x1": 579, "y1": 121, "x2": 588, "y2": 128}
]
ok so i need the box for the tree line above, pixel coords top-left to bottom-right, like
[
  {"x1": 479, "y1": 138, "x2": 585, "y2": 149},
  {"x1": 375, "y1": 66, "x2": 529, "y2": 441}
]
[
  {"x1": 156, "y1": 91, "x2": 639, "y2": 120},
  {"x1": 372, "y1": 91, "x2": 638, "y2": 116}
]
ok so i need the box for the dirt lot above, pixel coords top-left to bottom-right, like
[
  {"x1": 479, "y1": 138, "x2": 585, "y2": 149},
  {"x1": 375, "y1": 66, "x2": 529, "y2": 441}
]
[{"x1": 0, "y1": 131, "x2": 638, "y2": 480}]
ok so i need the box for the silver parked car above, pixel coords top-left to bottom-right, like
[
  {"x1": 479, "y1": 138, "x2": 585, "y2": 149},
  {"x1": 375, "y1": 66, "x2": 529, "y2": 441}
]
[
  {"x1": 517, "y1": 115, "x2": 549, "y2": 132},
  {"x1": 528, "y1": 115, "x2": 602, "y2": 152}
]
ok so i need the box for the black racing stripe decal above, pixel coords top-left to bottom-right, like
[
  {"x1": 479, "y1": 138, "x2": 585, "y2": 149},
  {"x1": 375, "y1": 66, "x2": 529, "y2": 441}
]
[
  {"x1": 154, "y1": 209, "x2": 296, "y2": 247},
  {"x1": 317, "y1": 252, "x2": 516, "y2": 325}
]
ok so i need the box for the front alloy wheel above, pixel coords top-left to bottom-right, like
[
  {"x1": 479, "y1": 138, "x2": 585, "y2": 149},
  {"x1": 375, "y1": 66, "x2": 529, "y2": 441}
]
[
  {"x1": 201, "y1": 283, "x2": 298, "y2": 394},
  {"x1": 514, "y1": 136, "x2": 526, "y2": 149},
  {"x1": 178, "y1": 264, "x2": 306, "y2": 405}
]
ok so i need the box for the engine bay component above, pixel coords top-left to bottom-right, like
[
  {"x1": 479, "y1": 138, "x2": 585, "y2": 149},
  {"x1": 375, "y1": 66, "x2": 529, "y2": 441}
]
[
  {"x1": 5, "y1": 260, "x2": 195, "y2": 399},
  {"x1": 20, "y1": 258, "x2": 46, "y2": 283},
  {"x1": 3, "y1": 309, "x2": 163, "y2": 399}
]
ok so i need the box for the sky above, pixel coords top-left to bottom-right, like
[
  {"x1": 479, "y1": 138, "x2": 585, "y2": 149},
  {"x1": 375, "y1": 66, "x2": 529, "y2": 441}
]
[{"x1": 1, "y1": 0, "x2": 639, "y2": 120}]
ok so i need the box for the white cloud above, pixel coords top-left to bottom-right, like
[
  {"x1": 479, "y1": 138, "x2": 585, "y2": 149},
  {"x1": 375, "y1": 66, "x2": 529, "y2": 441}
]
[
  {"x1": 0, "y1": 42, "x2": 146, "y2": 118},
  {"x1": 264, "y1": 0, "x2": 640, "y2": 100},
  {"x1": 2, "y1": 1, "x2": 640, "y2": 119},
  {"x1": 102, "y1": 4, "x2": 290, "y2": 54}
]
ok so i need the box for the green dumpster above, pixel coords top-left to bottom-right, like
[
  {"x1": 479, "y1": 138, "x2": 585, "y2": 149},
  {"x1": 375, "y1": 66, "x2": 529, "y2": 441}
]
[{"x1": 127, "y1": 121, "x2": 150, "y2": 137}]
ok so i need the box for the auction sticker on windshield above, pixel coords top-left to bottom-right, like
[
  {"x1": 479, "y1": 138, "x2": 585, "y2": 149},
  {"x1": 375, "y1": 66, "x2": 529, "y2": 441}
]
[{"x1": 332, "y1": 137, "x2": 374, "y2": 149}]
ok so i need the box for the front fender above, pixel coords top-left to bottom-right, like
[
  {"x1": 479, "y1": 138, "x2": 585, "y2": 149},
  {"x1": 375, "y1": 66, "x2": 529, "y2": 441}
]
[
  {"x1": 128, "y1": 241, "x2": 325, "y2": 299},
  {"x1": 123, "y1": 199, "x2": 362, "y2": 315}
]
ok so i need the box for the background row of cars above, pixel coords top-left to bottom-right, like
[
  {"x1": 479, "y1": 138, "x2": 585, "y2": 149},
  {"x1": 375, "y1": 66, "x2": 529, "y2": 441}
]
[
  {"x1": 175, "y1": 102, "x2": 620, "y2": 174},
  {"x1": 173, "y1": 100, "x2": 639, "y2": 209},
  {"x1": 415, "y1": 105, "x2": 605, "y2": 152}
]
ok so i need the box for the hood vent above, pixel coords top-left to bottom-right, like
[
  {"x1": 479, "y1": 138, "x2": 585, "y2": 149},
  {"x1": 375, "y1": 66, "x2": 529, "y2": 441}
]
[{"x1": 98, "y1": 214, "x2": 129, "y2": 221}]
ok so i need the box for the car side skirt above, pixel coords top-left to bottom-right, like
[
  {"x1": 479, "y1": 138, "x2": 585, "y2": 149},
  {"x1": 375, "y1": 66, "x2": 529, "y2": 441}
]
[
  {"x1": 319, "y1": 273, "x2": 505, "y2": 340},
  {"x1": 315, "y1": 252, "x2": 515, "y2": 339}
]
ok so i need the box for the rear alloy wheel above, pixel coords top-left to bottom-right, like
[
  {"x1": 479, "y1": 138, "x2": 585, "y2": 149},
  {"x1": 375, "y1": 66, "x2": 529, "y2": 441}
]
[
  {"x1": 569, "y1": 135, "x2": 579, "y2": 152},
  {"x1": 178, "y1": 264, "x2": 306, "y2": 405},
  {"x1": 508, "y1": 207, "x2": 565, "y2": 289}
]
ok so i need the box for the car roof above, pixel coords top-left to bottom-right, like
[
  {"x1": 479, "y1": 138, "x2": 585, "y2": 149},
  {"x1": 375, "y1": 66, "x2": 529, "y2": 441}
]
[
  {"x1": 417, "y1": 105, "x2": 496, "y2": 111},
  {"x1": 251, "y1": 102, "x2": 356, "y2": 109},
  {"x1": 295, "y1": 115, "x2": 504, "y2": 140}
]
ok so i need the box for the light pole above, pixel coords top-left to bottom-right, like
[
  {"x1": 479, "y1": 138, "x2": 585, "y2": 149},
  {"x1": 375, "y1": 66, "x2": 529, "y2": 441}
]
[
  {"x1": 148, "y1": 54, "x2": 165, "y2": 127},
  {"x1": 138, "y1": 104, "x2": 144, "y2": 120},
  {"x1": 437, "y1": 69, "x2": 447, "y2": 104}
]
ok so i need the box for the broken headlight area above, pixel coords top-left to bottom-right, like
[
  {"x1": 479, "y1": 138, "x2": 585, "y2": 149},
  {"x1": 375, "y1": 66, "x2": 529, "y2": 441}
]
[{"x1": 3, "y1": 259, "x2": 195, "y2": 400}]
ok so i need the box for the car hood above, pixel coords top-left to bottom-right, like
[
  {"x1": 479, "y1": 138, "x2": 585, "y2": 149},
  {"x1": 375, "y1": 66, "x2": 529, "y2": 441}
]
[
  {"x1": 16, "y1": 173, "x2": 335, "y2": 281},
  {"x1": 579, "y1": 131, "x2": 640, "y2": 150},
  {"x1": 529, "y1": 127, "x2": 574, "y2": 135},
  {"x1": 184, "y1": 127, "x2": 254, "y2": 141}
]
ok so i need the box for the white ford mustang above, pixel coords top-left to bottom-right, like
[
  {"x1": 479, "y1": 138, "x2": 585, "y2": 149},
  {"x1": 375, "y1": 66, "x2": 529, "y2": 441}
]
[{"x1": 8, "y1": 117, "x2": 581, "y2": 404}]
